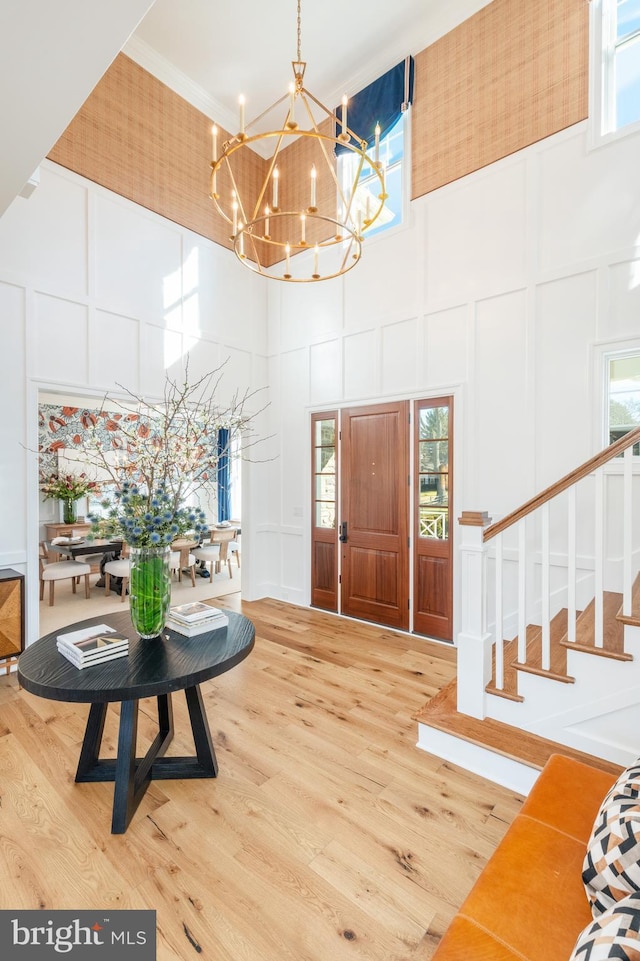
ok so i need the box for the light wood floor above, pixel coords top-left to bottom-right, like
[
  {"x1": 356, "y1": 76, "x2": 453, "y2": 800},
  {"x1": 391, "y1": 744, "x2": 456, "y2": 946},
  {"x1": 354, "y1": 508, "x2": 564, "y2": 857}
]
[{"x1": 0, "y1": 598, "x2": 525, "y2": 961}]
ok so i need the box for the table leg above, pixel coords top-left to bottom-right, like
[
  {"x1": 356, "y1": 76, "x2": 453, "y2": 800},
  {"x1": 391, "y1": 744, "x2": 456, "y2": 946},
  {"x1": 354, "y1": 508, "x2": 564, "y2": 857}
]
[
  {"x1": 111, "y1": 699, "x2": 139, "y2": 834},
  {"x1": 150, "y1": 685, "x2": 218, "y2": 779},
  {"x1": 75, "y1": 702, "x2": 108, "y2": 780},
  {"x1": 76, "y1": 695, "x2": 175, "y2": 834},
  {"x1": 111, "y1": 694, "x2": 175, "y2": 834},
  {"x1": 74, "y1": 688, "x2": 217, "y2": 833},
  {"x1": 185, "y1": 685, "x2": 218, "y2": 776}
]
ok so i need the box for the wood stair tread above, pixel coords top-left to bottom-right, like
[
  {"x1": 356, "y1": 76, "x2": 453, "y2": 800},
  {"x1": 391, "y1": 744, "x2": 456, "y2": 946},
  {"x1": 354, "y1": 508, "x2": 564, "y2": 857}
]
[
  {"x1": 487, "y1": 610, "x2": 575, "y2": 700},
  {"x1": 486, "y1": 636, "x2": 520, "y2": 700},
  {"x1": 490, "y1": 596, "x2": 632, "y2": 703},
  {"x1": 513, "y1": 610, "x2": 575, "y2": 682},
  {"x1": 560, "y1": 592, "x2": 631, "y2": 660},
  {"x1": 616, "y1": 572, "x2": 640, "y2": 627},
  {"x1": 415, "y1": 679, "x2": 622, "y2": 777}
]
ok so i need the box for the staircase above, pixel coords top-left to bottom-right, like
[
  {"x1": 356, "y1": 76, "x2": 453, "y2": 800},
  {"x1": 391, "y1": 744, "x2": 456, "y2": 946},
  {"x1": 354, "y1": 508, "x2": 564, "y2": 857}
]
[{"x1": 416, "y1": 425, "x2": 640, "y2": 794}]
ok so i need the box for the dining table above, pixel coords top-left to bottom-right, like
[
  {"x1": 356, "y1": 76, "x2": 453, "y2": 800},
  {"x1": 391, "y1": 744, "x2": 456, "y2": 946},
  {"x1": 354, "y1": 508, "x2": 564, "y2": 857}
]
[
  {"x1": 170, "y1": 537, "x2": 198, "y2": 570},
  {"x1": 51, "y1": 537, "x2": 123, "y2": 561}
]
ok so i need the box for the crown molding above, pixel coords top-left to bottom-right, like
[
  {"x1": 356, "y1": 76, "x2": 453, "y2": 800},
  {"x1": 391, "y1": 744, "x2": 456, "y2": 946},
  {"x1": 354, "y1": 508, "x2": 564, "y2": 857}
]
[
  {"x1": 123, "y1": 35, "x2": 237, "y2": 134},
  {"x1": 122, "y1": 36, "x2": 276, "y2": 157}
]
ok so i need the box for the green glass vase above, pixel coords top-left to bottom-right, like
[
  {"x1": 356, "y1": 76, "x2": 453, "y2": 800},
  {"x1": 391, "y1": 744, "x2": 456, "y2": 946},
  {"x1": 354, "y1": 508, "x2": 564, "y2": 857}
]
[
  {"x1": 62, "y1": 498, "x2": 77, "y2": 524},
  {"x1": 129, "y1": 546, "x2": 171, "y2": 639}
]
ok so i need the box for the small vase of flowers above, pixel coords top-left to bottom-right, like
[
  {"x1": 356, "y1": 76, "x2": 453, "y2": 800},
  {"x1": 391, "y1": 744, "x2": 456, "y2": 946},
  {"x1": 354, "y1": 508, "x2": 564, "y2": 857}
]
[{"x1": 40, "y1": 472, "x2": 101, "y2": 525}]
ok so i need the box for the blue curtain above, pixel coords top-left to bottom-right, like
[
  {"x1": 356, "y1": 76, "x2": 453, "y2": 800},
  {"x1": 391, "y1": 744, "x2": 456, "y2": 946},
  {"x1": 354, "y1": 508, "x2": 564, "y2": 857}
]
[
  {"x1": 335, "y1": 57, "x2": 414, "y2": 155},
  {"x1": 216, "y1": 428, "x2": 231, "y2": 522}
]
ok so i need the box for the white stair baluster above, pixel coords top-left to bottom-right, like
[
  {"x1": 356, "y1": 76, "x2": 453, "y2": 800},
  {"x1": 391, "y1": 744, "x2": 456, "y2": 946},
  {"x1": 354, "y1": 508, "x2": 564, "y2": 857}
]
[
  {"x1": 517, "y1": 520, "x2": 527, "y2": 665},
  {"x1": 595, "y1": 469, "x2": 604, "y2": 648},
  {"x1": 567, "y1": 486, "x2": 576, "y2": 643},
  {"x1": 495, "y1": 533, "x2": 504, "y2": 690},
  {"x1": 542, "y1": 503, "x2": 550, "y2": 671}
]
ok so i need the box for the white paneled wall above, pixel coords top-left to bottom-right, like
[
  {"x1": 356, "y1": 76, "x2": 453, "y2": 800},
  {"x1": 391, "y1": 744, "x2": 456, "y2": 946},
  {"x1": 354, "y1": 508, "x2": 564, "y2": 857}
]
[
  {"x1": 537, "y1": 129, "x2": 640, "y2": 274},
  {"x1": 422, "y1": 305, "x2": 469, "y2": 388},
  {"x1": 265, "y1": 119, "x2": 640, "y2": 626},
  {"x1": 535, "y1": 273, "x2": 597, "y2": 484},
  {"x1": 1, "y1": 117, "x2": 640, "y2": 646},
  {"x1": 473, "y1": 290, "x2": 529, "y2": 511},
  {"x1": 424, "y1": 158, "x2": 527, "y2": 307},
  {"x1": 0, "y1": 169, "x2": 88, "y2": 294},
  {"x1": 0, "y1": 161, "x2": 269, "y2": 645},
  {"x1": 33, "y1": 295, "x2": 90, "y2": 382},
  {"x1": 609, "y1": 259, "x2": 640, "y2": 337},
  {"x1": 0, "y1": 280, "x2": 27, "y2": 569}
]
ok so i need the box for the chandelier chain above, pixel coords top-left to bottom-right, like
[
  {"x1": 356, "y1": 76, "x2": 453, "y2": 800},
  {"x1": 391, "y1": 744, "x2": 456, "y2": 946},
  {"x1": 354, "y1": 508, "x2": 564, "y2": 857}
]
[{"x1": 296, "y1": 0, "x2": 302, "y2": 64}]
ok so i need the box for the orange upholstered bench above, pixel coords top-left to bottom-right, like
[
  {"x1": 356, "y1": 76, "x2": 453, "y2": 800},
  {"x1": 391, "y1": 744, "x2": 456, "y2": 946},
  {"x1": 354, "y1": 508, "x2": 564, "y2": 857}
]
[{"x1": 432, "y1": 754, "x2": 620, "y2": 961}]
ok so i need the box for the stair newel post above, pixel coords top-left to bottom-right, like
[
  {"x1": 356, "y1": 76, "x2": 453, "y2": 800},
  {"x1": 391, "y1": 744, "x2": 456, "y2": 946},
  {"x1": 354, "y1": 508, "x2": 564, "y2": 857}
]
[{"x1": 457, "y1": 511, "x2": 493, "y2": 719}]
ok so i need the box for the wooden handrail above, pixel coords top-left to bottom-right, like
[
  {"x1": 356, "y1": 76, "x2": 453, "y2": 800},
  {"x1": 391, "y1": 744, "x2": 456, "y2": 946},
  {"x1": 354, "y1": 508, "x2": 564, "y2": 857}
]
[{"x1": 484, "y1": 424, "x2": 640, "y2": 542}]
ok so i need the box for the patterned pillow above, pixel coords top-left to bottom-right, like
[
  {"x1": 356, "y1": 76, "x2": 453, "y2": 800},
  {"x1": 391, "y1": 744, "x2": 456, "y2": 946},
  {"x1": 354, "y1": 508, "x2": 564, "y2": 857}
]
[
  {"x1": 569, "y1": 892, "x2": 640, "y2": 960},
  {"x1": 583, "y1": 760, "x2": 640, "y2": 917}
]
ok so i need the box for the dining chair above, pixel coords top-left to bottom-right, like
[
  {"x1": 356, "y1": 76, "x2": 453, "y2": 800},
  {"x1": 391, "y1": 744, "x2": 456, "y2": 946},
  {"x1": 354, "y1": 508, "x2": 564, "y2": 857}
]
[
  {"x1": 39, "y1": 541, "x2": 91, "y2": 607},
  {"x1": 228, "y1": 533, "x2": 241, "y2": 569},
  {"x1": 204, "y1": 528, "x2": 237, "y2": 579},
  {"x1": 190, "y1": 540, "x2": 221, "y2": 580},
  {"x1": 169, "y1": 548, "x2": 197, "y2": 587},
  {"x1": 104, "y1": 549, "x2": 131, "y2": 602}
]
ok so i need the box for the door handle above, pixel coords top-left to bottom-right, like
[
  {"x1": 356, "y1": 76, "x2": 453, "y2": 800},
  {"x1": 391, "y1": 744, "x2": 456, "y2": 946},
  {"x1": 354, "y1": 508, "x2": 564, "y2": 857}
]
[{"x1": 339, "y1": 521, "x2": 348, "y2": 543}]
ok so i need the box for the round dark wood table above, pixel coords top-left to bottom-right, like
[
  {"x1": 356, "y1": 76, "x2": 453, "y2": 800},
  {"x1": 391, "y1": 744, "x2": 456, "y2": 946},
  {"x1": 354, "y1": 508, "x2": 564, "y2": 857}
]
[{"x1": 18, "y1": 609, "x2": 255, "y2": 833}]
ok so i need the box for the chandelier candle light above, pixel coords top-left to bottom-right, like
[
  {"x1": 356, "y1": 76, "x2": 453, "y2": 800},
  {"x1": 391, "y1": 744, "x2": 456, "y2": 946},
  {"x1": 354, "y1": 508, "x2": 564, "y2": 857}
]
[{"x1": 209, "y1": 0, "x2": 386, "y2": 282}]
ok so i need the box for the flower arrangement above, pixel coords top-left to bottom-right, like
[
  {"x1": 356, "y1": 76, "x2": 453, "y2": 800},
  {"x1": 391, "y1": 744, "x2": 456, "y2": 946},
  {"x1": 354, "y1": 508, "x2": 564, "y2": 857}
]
[
  {"x1": 40, "y1": 472, "x2": 101, "y2": 502},
  {"x1": 92, "y1": 481, "x2": 209, "y2": 549}
]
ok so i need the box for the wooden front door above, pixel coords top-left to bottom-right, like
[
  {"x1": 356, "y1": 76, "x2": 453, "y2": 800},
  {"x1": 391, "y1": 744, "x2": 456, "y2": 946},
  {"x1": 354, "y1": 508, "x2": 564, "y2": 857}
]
[
  {"x1": 339, "y1": 402, "x2": 409, "y2": 630},
  {"x1": 413, "y1": 397, "x2": 453, "y2": 641}
]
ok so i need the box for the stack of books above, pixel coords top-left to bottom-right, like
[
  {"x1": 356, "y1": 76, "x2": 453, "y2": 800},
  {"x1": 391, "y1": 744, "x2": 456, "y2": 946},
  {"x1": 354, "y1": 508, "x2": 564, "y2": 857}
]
[
  {"x1": 166, "y1": 601, "x2": 229, "y2": 637},
  {"x1": 57, "y1": 624, "x2": 129, "y2": 669}
]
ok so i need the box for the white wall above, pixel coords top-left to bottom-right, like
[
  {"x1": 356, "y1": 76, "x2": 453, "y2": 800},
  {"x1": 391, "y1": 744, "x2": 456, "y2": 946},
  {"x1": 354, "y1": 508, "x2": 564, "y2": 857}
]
[
  {"x1": 0, "y1": 161, "x2": 270, "y2": 645},
  {"x1": 264, "y1": 120, "x2": 640, "y2": 633},
  {"x1": 2, "y1": 118, "x2": 640, "y2": 647}
]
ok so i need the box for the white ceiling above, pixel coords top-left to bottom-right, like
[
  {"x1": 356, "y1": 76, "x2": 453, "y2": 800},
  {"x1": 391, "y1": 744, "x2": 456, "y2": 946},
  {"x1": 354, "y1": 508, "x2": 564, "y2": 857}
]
[
  {"x1": 0, "y1": 0, "x2": 155, "y2": 217},
  {"x1": 126, "y1": 0, "x2": 493, "y2": 141},
  {"x1": 0, "y1": 0, "x2": 491, "y2": 219}
]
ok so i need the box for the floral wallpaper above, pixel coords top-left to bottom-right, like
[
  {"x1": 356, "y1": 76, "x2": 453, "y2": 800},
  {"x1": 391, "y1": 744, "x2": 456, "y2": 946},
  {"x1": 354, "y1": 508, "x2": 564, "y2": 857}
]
[{"x1": 38, "y1": 403, "x2": 157, "y2": 479}]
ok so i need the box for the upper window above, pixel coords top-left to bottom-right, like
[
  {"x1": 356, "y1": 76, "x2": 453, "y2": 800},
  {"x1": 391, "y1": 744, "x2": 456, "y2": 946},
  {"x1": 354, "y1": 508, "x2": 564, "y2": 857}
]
[
  {"x1": 591, "y1": 0, "x2": 640, "y2": 143},
  {"x1": 338, "y1": 113, "x2": 407, "y2": 239},
  {"x1": 336, "y1": 58, "x2": 414, "y2": 241},
  {"x1": 606, "y1": 349, "x2": 640, "y2": 452}
]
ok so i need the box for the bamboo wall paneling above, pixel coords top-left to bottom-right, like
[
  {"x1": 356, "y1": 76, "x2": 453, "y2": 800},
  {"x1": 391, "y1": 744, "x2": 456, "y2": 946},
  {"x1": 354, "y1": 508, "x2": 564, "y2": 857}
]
[
  {"x1": 48, "y1": 54, "x2": 265, "y2": 251},
  {"x1": 411, "y1": 0, "x2": 588, "y2": 198},
  {"x1": 47, "y1": 2, "x2": 589, "y2": 252}
]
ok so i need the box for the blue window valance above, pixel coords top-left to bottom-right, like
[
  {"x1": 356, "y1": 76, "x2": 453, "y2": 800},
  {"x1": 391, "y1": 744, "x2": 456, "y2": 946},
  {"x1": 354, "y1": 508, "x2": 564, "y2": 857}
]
[{"x1": 335, "y1": 56, "x2": 414, "y2": 155}]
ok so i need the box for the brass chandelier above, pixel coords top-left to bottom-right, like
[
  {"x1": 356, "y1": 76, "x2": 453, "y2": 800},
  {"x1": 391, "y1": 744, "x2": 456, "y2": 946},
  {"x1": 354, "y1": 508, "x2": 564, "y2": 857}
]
[{"x1": 209, "y1": 0, "x2": 386, "y2": 283}]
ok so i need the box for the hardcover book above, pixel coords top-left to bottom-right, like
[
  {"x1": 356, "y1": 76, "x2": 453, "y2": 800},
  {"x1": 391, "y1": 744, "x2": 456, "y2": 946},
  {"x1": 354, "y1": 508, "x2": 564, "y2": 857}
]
[
  {"x1": 169, "y1": 602, "x2": 223, "y2": 624},
  {"x1": 57, "y1": 626, "x2": 129, "y2": 656},
  {"x1": 56, "y1": 645, "x2": 130, "y2": 669},
  {"x1": 57, "y1": 624, "x2": 129, "y2": 669},
  {"x1": 166, "y1": 613, "x2": 229, "y2": 637}
]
